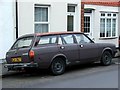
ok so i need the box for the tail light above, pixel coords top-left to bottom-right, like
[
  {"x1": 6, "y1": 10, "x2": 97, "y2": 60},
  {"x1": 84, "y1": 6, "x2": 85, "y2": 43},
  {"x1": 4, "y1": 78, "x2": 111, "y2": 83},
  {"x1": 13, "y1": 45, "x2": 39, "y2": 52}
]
[{"x1": 29, "y1": 50, "x2": 35, "y2": 59}]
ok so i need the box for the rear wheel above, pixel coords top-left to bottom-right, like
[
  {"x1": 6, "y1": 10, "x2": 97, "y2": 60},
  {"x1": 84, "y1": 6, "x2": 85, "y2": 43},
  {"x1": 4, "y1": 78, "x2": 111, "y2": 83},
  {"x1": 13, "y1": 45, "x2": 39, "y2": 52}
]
[
  {"x1": 50, "y1": 58, "x2": 65, "y2": 75},
  {"x1": 101, "y1": 51, "x2": 112, "y2": 66}
]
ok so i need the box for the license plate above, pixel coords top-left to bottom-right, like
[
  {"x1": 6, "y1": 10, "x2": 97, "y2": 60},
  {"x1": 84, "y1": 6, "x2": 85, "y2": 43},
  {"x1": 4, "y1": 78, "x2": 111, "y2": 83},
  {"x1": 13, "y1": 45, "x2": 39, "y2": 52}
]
[{"x1": 12, "y1": 57, "x2": 22, "y2": 62}]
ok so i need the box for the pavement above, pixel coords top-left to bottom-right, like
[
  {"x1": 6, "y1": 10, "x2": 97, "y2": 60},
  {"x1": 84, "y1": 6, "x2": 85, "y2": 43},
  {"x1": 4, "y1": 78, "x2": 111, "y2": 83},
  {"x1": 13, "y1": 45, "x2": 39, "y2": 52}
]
[{"x1": 0, "y1": 59, "x2": 6, "y2": 64}]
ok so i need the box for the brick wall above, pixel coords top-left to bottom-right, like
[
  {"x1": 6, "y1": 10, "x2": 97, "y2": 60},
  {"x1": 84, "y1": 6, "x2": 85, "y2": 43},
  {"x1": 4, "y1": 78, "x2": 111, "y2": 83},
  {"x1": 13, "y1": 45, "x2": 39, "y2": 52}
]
[
  {"x1": 82, "y1": 0, "x2": 120, "y2": 7},
  {"x1": 81, "y1": 1, "x2": 120, "y2": 32},
  {"x1": 81, "y1": 2, "x2": 84, "y2": 32}
]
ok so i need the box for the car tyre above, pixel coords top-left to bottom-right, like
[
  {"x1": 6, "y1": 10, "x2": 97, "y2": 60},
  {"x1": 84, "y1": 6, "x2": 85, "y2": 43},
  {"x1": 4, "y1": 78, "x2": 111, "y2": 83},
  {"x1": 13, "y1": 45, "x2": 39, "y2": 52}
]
[
  {"x1": 101, "y1": 51, "x2": 112, "y2": 66},
  {"x1": 50, "y1": 58, "x2": 65, "y2": 75}
]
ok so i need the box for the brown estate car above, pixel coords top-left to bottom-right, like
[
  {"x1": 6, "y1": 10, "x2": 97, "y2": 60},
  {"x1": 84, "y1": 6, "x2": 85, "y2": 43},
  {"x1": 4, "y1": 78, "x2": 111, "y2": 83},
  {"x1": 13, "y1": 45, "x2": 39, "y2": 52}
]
[{"x1": 5, "y1": 32, "x2": 117, "y2": 75}]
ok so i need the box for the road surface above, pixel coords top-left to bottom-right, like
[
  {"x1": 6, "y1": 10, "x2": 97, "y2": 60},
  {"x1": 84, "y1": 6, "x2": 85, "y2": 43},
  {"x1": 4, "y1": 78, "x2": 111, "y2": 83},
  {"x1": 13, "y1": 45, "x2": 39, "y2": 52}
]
[{"x1": 1, "y1": 58, "x2": 119, "y2": 88}]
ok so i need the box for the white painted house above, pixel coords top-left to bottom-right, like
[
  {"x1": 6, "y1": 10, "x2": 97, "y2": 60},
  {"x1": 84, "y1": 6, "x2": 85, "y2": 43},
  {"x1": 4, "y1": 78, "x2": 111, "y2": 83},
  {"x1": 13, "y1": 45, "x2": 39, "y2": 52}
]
[
  {"x1": 0, "y1": 0, "x2": 15, "y2": 60},
  {"x1": 82, "y1": 0, "x2": 120, "y2": 47},
  {"x1": 118, "y1": 5, "x2": 120, "y2": 36},
  {"x1": 0, "y1": 0, "x2": 81, "y2": 59},
  {"x1": 0, "y1": 0, "x2": 119, "y2": 60},
  {"x1": 18, "y1": 0, "x2": 81, "y2": 36}
]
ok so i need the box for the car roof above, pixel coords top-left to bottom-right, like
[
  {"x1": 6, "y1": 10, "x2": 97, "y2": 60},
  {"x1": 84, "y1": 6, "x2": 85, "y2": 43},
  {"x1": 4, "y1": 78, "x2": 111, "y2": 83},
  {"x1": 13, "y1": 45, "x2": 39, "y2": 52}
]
[
  {"x1": 18, "y1": 32, "x2": 84, "y2": 39},
  {"x1": 36, "y1": 32, "x2": 83, "y2": 36}
]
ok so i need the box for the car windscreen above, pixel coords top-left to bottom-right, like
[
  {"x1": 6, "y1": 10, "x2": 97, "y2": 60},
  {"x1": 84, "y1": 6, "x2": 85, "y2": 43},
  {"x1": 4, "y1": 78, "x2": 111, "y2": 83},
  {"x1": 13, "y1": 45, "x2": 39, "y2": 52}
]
[{"x1": 11, "y1": 36, "x2": 33, "y2": 49}]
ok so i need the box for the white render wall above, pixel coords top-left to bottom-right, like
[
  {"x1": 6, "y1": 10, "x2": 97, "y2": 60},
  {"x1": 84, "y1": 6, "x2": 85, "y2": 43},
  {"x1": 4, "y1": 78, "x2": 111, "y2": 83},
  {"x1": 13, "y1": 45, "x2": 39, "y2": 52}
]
[
  {"x1": 0, "y1": 0, "x2": 81, "y2": 59},
  {"x1": 17, "y1": 0, "x2": 81, "y2": 37},
  {"x1": 84, "y1": 4, "x2": 119, "y2": 47},
  {"x1": 118, "y1": 6, "x2": 120, "y2": 35},
  {"x1": 0, "y1": 0, "x2": 15, "y2": 59}
]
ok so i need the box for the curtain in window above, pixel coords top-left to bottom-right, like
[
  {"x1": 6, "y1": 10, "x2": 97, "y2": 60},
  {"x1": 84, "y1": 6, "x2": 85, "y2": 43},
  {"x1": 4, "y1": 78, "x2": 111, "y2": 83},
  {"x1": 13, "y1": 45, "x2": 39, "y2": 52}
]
[
  {"x1": 112, "y1": 19, "x2": 116, "y2": 36},
  {"x1": 100, "y1": 18, "x2": 105, "y2": 37},
  {"x1": 106, "y1": 19, "x2": 111, "y2": 37},
  {"x1": 35, "y1": 24, "x2": 48, "y2": 33},
  {"x1": 100, "y1": 13, "x2": 117, "y2": 38},
  {"x1": 35, "y1": 7, "x2": 48, "y2": 22},
  {"x1": 34, "y1": 6, "x2": 49, "y2": 33}
]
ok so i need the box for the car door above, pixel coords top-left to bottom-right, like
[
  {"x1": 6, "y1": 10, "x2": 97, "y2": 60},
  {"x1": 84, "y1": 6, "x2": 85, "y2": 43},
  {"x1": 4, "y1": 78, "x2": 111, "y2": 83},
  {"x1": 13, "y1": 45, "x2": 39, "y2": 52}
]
[
  {"x1": 74, "y1": 34, "x2": 99, "y2": 63},
  {"x1": 57, "y1": 34, "x2": 79, "y2": 64}
]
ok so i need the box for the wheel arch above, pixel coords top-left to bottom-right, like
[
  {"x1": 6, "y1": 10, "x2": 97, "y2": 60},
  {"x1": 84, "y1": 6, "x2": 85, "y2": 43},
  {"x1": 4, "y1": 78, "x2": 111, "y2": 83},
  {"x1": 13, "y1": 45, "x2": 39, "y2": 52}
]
[
  {"x1": 102, "y1": 47, "x2": 113, "y2": 57},
  {"x1": 49, "y1": 54, "x2": 68, "y2": 67}
]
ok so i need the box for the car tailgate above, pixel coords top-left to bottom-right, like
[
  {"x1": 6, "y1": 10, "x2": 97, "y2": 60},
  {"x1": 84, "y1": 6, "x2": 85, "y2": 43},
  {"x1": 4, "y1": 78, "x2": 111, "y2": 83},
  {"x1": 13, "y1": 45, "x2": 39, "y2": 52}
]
[{"x1": 6, "y1": 48, "x2": 31, "y2": 64}]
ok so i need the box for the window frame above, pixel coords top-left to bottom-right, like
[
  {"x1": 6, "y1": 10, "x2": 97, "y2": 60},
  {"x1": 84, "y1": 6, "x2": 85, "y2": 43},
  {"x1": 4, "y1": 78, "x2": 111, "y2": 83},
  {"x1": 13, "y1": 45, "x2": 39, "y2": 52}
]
[
  {"x1": 67, "y1": 4, "x2": 77, "y2": 32},
  {"x1": 67, "y1": 5, "x2": 76, "y2": 13},
  {"x1": 11, "y1": 36, "x2": 34, "y2": 49},
  {"x1": 60, "y1": 34, "x2": 76, "y2": 45},
  {"x1": 84, "y1": 14, "x2": 91, "y2": 34},
  {"x1": 36, "y1": 35, "x2": 58, "y2": 46},
  {"x1": 74, "y1": 34, "x2": 94, "y2": 44},
  {"x1": 100, "y1": 12, "x2": 117, "y2": 38},
  {"x1": 34, "y1": 5, "x2": 50, "y2": 33}
]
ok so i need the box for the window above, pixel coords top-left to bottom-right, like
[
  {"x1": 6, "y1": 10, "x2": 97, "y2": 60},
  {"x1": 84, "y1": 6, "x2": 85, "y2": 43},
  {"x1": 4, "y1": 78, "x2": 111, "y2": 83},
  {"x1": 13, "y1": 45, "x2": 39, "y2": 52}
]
[
  {"x1": 67, "y1": 16, "x2": 74, "y2": 31},
  {"x1": 74, "y1": 34, "x2": 91, "y2": 44},
  {"x1": 38, "y1": 36, "x2": 57, "y2": 45},
  {"x1": 100, "y1": 13, "x2": 117, "y2": 38},
  {"x1": 58, "y1": 36, "x2": 63, "y2": 45},
  {"x1": 67, "y1": 6, "x2": 75, "y2": 12},
  {"x1": 12, "y1": 37, "x2": 33, "y2": 49},
  {"x1": 67, "y1": 5, "x2": 76, "y2": 31},
  {"x1": 101, "y1": 13, "x2": 105, "y2": 16},
  {"x1": 34, "y1": 6, "x2": 49, "y2": 33},
  {"x1": 61, "y1": 35, "x2": 74, "y2": 44},
  {"x1": 84, "y1": 16, "x2": 90, "y2": 33}
]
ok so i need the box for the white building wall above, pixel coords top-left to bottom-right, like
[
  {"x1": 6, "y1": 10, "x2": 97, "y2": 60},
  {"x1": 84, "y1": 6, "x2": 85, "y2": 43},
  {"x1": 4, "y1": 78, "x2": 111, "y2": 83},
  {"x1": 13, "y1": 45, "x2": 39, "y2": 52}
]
[
  {"x1": 0, "y1": 0, "x2": 15, "y2": 59},
  {"x1": 85, "y1": 4, "x2": 119, "y2": 47},
  {"x1": 17, "y1": 0, "x2": 81, "y2": 37},
  {"x1": 18, "y1": 1, "x2": 34, "y2": 37},
  {"x1": 118, "y1": 6, "x2": 120, "y2": 36},
  {"x1": 0, "y1": 0, "x2": 81, "y2": 59},
  {"x1": 50, "y1": 2, "x2": 67, "y2": 32}
]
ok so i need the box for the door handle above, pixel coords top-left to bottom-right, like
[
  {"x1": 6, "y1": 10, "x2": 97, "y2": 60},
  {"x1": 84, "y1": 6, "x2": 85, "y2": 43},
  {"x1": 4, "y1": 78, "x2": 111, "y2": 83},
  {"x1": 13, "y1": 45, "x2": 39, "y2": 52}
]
[
  {"x1": 60, "y1": 46, "x2": 65, "y2": 49},
  {"x1": 80, "y1": 44, "x2": 84, "y2": 48}
]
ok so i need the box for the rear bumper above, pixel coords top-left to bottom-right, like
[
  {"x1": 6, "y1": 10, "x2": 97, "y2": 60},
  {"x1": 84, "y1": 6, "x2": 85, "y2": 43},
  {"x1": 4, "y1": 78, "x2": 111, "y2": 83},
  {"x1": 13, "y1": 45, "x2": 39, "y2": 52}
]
[{"x1": 4, "y1": 63, "x2": 38, "y2": 70}]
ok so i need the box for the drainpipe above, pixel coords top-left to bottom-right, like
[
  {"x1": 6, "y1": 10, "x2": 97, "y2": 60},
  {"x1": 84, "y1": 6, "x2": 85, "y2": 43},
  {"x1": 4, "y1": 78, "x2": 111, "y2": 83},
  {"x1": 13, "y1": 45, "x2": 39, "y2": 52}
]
[{"x1": 15, "y1": 0, "x2": 18, "y2": 39}]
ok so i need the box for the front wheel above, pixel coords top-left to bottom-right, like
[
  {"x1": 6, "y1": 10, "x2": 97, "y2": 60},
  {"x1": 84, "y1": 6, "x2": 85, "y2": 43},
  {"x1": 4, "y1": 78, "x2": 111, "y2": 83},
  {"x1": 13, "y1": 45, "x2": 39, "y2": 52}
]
[
  {"x1": 101, "y1": 51, "x2": 112, "y2": 66},
  {"x1": 50, "y1": 58, "x2": 65, "y2": 75}
]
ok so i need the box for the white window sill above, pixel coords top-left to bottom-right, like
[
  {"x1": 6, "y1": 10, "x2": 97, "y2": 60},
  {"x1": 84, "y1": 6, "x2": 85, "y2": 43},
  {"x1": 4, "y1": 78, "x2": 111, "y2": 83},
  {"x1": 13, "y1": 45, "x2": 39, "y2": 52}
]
[{"x1": 99, "y1": 37, "x2": 118, "y2": 40}]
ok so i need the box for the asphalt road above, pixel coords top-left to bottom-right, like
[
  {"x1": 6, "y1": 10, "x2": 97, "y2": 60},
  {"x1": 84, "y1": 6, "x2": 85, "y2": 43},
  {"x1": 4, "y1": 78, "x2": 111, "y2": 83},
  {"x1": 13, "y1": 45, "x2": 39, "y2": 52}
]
[{"x1": 1, "y1": 58, "x2": 120, "y2": 88}]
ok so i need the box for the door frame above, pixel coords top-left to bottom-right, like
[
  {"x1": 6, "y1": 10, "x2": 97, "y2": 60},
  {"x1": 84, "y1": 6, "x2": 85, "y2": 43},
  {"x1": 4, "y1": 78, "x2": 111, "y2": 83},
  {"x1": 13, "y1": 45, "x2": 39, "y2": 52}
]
[{"x1": 84, "y1": 13, "x2": 92, "y2": 36}]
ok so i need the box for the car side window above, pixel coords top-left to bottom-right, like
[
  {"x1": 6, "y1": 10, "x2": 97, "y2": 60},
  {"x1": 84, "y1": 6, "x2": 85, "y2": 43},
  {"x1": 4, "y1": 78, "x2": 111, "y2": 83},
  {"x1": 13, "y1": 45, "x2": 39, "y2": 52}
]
[
  {"x1": 58, "y1": 36, "x2": 63, "y2": 45},
  {"x1": 61, "y1": 34, "x2": 74, "y2": 44},
  {"x1": 37, "y1": 35, "x2": 57, "y2": 45},
  {"x1": 74, "y1": 34, "x2": 91, "y2": 44}
]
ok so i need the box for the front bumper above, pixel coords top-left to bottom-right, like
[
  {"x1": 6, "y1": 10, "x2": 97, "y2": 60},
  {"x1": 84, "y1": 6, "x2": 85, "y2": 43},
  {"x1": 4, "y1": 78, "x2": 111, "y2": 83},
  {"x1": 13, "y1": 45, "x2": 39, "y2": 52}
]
[{"x1": 4, "y1": 63, "x2": 38, "y2": 70}]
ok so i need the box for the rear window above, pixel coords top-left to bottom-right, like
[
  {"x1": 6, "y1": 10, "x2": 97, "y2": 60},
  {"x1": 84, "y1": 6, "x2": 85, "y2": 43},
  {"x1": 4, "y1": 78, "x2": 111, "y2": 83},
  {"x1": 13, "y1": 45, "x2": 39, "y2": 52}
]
[
  {"x1": 12, "y1": 36, "x2": 33, "y2": 49},
  {"x1": 37, "y1": 35, "x2": 57, "y2": 45}
]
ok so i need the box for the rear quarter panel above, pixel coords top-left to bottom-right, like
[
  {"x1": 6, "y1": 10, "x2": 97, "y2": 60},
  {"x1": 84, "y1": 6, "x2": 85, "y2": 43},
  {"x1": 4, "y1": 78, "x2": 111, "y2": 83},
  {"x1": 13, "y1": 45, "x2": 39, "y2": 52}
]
[
  {"x1": 96, "y1": 43, "x2": 116, "y2": 58},
  {"x1": 32, "y1": 44, "x2": 59, "y2": 68}
]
